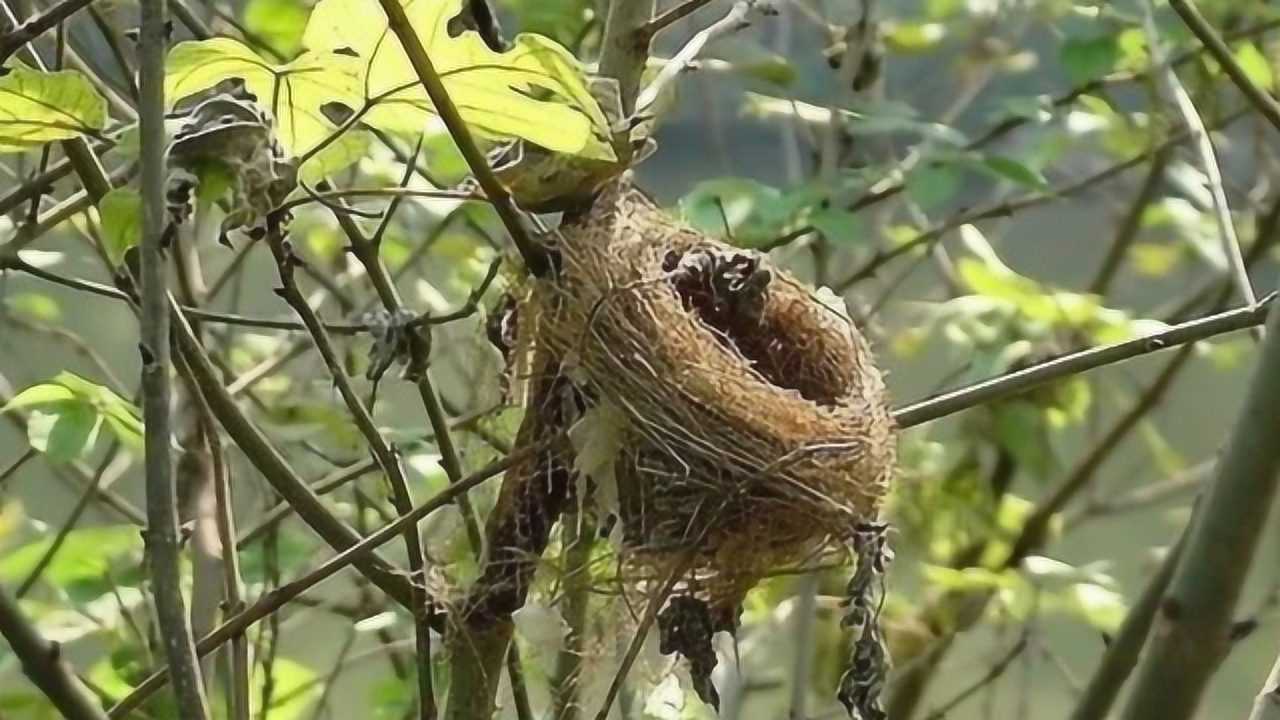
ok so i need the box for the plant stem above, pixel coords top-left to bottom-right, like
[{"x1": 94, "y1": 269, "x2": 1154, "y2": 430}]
[
  {"x1": 1120, "y1": 303, "x2": 1280, "y2": 719},
  {"x1": 598, "y1": 0, "x2": 657, "y2": 119},
  {"x1": 138, "y1": 0, "x2": 208, "y2": 711}
]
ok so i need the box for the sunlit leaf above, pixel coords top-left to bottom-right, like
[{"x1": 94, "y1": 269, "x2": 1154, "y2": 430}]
[
  {"x1": 4, "y1": 292, "x2": 61, "y2": 322},
  {"x1": 301, "y1": 0, "x2": 613, "y2": 159},
  {"x1": 885, "y1": 22, "x2": 946, "y2": 53},
  {"x1": 165, "y1": 37, "x2": 364, "y2": 160},
  {"x1": 252, "y1": 657, "x2": 321, "y2": 719},
  {"x1": 0, "y1": 526, "x2": 142, "y2": 587},
  {"x1": 0, "y1": 64, "x2": 108, "y2": 152},
  {"x1": 244, "y1": 0, "x2": 312, "y2": 58},
  {"x1": 1233, "y1": 42, "x2": 1274, "y2": 92}
]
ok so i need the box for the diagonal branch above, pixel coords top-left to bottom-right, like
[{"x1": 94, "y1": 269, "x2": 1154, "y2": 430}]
[
  {"x1": 1169, "y1": 0, "x2": 1280, "y2": 133},
  {"x1": 375, "y1": 0, "x2": 547, "y2": 276},
  {"x1": 0, "y1": 584, "x2": 108, "y2": 720},
  {"x1": 0, "y1": 0, "x2": 94, "y2": 65}
]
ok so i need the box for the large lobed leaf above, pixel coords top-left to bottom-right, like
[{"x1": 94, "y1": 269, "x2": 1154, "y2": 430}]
[
  {"x1": 165, "y1": 37, "x2": 365, "y2": 160},
  {"x1": 163, "y1": 0, "x2": 613, "y2": 173},
  {"x1": 301, "y1": 0, "x2": 614, "y2": 159},
  {"x1": 0, "y1": 64, "x2": 108, "y2": 152}
]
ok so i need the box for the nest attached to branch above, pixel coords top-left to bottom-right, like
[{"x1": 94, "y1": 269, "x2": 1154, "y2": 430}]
[{"x1": 522, "y1": 177, "x2": 896, "y2": 616}]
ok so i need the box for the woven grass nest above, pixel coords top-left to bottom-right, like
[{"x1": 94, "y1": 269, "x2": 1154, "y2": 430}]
[{"x1": 520, "y1": 175, "x2": 897, "y2": 616}]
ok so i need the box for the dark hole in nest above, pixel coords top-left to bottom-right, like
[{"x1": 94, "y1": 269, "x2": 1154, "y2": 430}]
[{"x1": 663, "y1": 248, "x2": 843, "y2": 405}]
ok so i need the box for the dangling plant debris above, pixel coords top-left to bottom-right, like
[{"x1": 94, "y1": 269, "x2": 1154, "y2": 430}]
[{"x1": 509, "y1": 175, "x2": 897, "y2": 714}]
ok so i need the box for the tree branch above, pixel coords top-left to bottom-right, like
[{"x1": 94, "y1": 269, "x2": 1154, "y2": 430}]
[
  {"x1": 1120, "y1": 304, "x2": 1280, "y2": 719},
  {"x1": 1169, "y1": 0, "x2": 1280, "y2": 134},
  {"x1": 598, "y1": 0, "x2": 657, "y2": 120},
  {"x1": 893, "y1": 294, "x2": 1275, "y2": 428},
  {"x1": 1069, "y1": 521, "x2": 1189, "y2": 720},
  {"x1": 0, "y1": 584, "x2": 108, "y2": 720},
  {"x1": 137, "y1": 0, "x2": 208, "y2": 710}
]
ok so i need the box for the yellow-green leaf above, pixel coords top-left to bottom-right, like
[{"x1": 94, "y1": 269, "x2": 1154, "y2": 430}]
[
  {"x1": 301, "y1": 0, "x2": 614, "y2": 160},
  {"x1": 0, "y1": 64, "x2": 107, "y2": 152},
  {"x1": 165, "y1": 37, "x2": 364, "y2": 161}
]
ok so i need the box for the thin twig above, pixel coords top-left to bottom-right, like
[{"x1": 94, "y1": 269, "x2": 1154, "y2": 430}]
[
  {"x1": 265, "y1": 219, "x2": 437, "y2": 719},
  {"x1": 644, "y1": 0, "x2": 716, "y2": 37},
  {"x1": 636, "y1": 1, "x2": 759, "y2": 112},
  {"x1": 1069, "y1": 521, "x2": 1190, "y2": 720},
  {"x1": 1145, "y1": 6, "x2": 1257, "y2": 309},
  {"x1": 1089, "y1": 149, "x2": 1170, "y2": 296},
  {"x1": 892, "y1": 294, "x2": 1276, "y2": 428}
]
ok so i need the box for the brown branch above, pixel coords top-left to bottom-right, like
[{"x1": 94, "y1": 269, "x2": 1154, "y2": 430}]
[
  {"x1": 598, "y1": 0, "x2": 658, "y2": 120},
  {"x1": 375, "y1": 0, "x2": 547, "y2": 275},
  {"x1": 0, "y1": 584, "x2": 108, "y2": 720},
  {"x1": 169, "y1": 297, "x2": 417, "y2": 609},
  {"x1": 1069, "y1": 520, "x2": 1190, "y2": 720},
  {"x1": 643, "y1": 0, "x2": 716, "y2": 38}
]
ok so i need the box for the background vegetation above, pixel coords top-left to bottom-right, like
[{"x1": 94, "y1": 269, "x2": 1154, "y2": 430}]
[{"x1": 2, "y1": 0, "x2": 1280, "y2": 718}]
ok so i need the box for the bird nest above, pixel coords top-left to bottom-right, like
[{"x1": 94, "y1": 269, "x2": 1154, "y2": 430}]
[{"x1": 519, "y1": 177, "x2": 896, "y2": 615}]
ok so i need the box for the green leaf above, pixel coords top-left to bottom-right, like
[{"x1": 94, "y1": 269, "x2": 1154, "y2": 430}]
[
  {"x1": 253, "y1": 658, "x2": 320, "y2": 719},
  {"x1": 4, "y1": 292, "x2": 61, "y2": 322},
  {"x1": 1, "y1": 373, "x2": 142, "y2": 458},
  {"x1": 979, "y1": 155, "x2": 1048, "y2": 189},
  {"x1": 99, "y1": 188, "x2": 143, "y2": 266},
  {"x1": 0, "y1": 526, "x2": 142, "y2": 586},
  {"x1": 1, "y1": 383, "x2": 76, "y2": 411},
  {"x1": 1060, "y1": 35, "x2": 1119, "y2": 85},
  {"x1": 26, "y1": 403, "x2": 102, "y2": 462},
  {"x1": 678, "y1": 178, "x2": 798, "y2": 247},
  {"x1": 165, "y1": 37, "x2": 365, "y2": 161},
  {"x1": 244, "y1": 0, "x2": 312, "y2": 58},
  {"x1": 0, "y1": 64, "x2": 107, "y2": 152},
  {"x1": 906, "y1": 164, "x2": 959, "y2": 209},
  {"x1": 301, "y1": 0, "x2": 614, "y2": 160}
]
